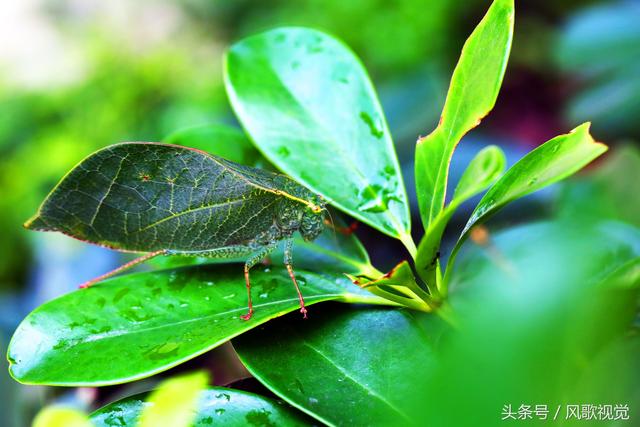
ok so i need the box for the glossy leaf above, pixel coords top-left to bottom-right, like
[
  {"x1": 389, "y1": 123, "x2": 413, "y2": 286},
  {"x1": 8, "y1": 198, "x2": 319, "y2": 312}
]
[
  {"x1": 139, "y1": 371, "x2": 208, "y2": 427},
  {"x1": 163, "y1": 123, "x2": 263, "y2": 167},
  {"x1": 415, "y1": 145, "x2": 505, "y2": 287},
  {"x1": 91, "y1": 387, "x2": 310, "y2": 426},
  {"x1": 25, "y1": 142, "x2": 325, "y2": 255},
  {"x1": 225, "y1": 27, "x2": 414, "y2": 253},
  {"x1": 234, "y1": 306, "x2": 440, "y2": 426},
  {"x1": 7, "y1": 265, "x2": 388, "y2": 385},
  {"x1": 445, "y1": 123, "x2": 607, "y2": 285},
  {"x1": 415, "y1": 0, "x2": 514, "y2": 230}
]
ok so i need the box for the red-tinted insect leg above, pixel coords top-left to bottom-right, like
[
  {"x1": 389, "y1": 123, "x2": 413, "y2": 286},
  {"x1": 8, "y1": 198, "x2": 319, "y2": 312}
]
[
  {"x1": 240, "y1": 264, "x2": 254, "y2": 321},
  {"x1": 286, "y1": 264, "x2": 307, "y2": 319},
  {"x1": 79, "y1": 249, "x2": 167, "y2": 289}
]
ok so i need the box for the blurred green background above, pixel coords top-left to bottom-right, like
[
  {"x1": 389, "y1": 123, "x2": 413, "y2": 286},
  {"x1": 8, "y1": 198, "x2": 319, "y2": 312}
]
[{"x1": 1, "y1": 0, "x2": 638, "y2": 425}]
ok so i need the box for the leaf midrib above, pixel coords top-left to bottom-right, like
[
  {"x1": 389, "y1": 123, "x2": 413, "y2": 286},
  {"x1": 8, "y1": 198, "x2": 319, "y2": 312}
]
[
  {"x1": 230, "y1": 48, "x2": 409, "y2": 236},
  {"x1": 300, "y1": 339, "x2": 413, "y2": 423}
]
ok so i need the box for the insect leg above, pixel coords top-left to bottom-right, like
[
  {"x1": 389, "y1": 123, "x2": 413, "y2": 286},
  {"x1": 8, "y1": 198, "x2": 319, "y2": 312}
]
[
  {"x1": 284, "y1": 239, "x2": 307, "y2": 319},
  {"x1": 240, "y1": 243, "x2": 278, "y2": 321},
  {"x1": 79, "y1": 249, "x2": 168, "y2": 288}
]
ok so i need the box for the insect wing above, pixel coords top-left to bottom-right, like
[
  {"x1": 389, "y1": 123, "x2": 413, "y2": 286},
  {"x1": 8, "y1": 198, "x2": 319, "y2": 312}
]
[{"x1": 25, "y1": 143, "x2": 284, "y2": 253}]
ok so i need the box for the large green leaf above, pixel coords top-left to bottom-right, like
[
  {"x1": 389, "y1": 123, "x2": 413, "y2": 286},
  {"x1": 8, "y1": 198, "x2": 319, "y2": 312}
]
[
  {"x1": 224, "y1": 27, "x2": 414, "y2": 254},
  {"x1": 234, "y1": 306, "x2": 441, "y2": 426},
  {"x1": 444, "y1": 123, "x2": 607, "y2": 287},
  {"x1": 91, "y1": 387, "x2": 310, "y2": 426},
  {"x1": 415, "y1": 0, "x2": 514, "y2": 231},
  {"x1": 415, "y1": 145, "x2": 505, "y2": 288},
  {"x1": 163, "y1": 123, "x2": 263, "y2": 167},
  {"x1": 7, "y1": 265, "x2": 388, "y2": 385}
]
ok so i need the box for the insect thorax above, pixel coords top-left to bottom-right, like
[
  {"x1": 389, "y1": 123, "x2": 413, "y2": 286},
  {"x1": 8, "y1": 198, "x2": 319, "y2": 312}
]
[{"x1": 273, "y1": 178, "x2": 325, "y2": 242}]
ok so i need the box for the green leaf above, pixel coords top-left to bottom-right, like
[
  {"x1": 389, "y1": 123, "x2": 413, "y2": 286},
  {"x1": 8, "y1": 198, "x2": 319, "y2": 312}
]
[
  {"x1": 7, "y1": 265, "x2": 388, "y2": 386},
  {"x1": 415, "y1": 145, "x2": 505, "y2": 288},
  {"x1": 224, "y1": 27, "x2": 414, "y2": 254},
  {"x1": 445, "y1": 123, "x2": 607, "y2": 286},
  {"x1": 234, "y1": 306, "x2": 440, "y2": 426},
  {"x1": 415, "y1": 0, "x2": 514, "y2": 231},
  {"x1": 91, "y1": 387, "x2": 310, "y2": 426},
  {"x1": 25, "y1": 142, "x2": 325, "y2": 255},
  {"x1": 163, "y1": 123, "x2": 263, "y2": 167},
  {"x1": 139, "y1": 371, "x2": 208, "y2": 427},
  {"x1": 33, "y1": 407, "x2": 92, "y2": 427}
]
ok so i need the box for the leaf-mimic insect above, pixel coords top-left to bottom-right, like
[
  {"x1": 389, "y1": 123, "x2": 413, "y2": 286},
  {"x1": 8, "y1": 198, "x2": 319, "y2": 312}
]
[{"x1": 25, "y1": 142, "x2": 327, "y2": 320}]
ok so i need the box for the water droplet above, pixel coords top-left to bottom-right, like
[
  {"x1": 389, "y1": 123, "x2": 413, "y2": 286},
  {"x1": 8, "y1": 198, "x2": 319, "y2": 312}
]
[
  {"x1": 223, "y1": 293, "x2": 236, "y2": 299},
  {"x1": 259, "y1": 293, "x2": 269, "y2": 299},
  {"x1": 112, "y1": 288, "x2": 130, "y2": 303},
  {"x1": 277, "y1": 146, "x2": 290, "y2": 158},
  {"x1": 551, "y1": 144, "x2": 560, "y2": 153},
  {"x1": 179, "y1": 302, "x2": 189, "y2": 308},
  {"x1": 359, "y1": 112, "x2": 384, "y2": 139},
  {"x1": 215, "y1": 408, "x2": 226, "y2": 416},
  {"x1": 145, "y1": 342, "x2": 180, "y2": 360},
  {"x1": 357, "y1": 185, "x2": 387, "y2": 213},
  {"x1": 528, "y1": 177, "x2": 538, "y2": 186},
  {"x1": 308, "y1": 397, "x2": 319, "y2": 405},
  {"x1": 204, "y1": 296, "x2": 211, "y2": 301},
  {"x1": 216, "y1": 393, "x2": 231, "y2": 401}
]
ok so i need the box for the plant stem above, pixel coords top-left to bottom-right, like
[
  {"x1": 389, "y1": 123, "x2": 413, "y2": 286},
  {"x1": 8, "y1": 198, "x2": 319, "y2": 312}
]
[{"x1": 399, "y1": 233, "x2": 418, "y2": 260}]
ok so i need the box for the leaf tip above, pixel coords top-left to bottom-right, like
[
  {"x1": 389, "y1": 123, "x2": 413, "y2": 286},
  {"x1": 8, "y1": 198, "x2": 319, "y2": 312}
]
[{"x1": 23, "y1": 215, "x2": 44, "y2": 230}]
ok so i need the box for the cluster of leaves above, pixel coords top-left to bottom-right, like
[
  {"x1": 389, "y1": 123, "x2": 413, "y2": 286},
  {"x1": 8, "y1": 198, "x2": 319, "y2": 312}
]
[{"x1": 8, "y1": 0, "x2": 638, "y2": 425}]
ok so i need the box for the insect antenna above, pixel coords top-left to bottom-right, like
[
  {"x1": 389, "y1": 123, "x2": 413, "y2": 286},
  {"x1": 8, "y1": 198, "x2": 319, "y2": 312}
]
[
  {"x1": 323, "y1": 207, "x2": 340, "y2": 249},
  {"x1": 78, "y1": 249, "x2": 167, "y2": 288}
]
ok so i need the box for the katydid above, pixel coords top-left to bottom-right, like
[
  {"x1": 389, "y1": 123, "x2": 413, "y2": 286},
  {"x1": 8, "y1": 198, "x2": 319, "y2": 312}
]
[{"x1": 25, "y1": 142, "x2": 327, "y2": 320}]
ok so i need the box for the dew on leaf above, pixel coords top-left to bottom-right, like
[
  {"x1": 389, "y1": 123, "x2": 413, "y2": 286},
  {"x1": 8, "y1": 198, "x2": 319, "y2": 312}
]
[
  {"x1": 246, "y1": 409, "x2": 273, "y2": 427},
  {"x1": 277, "y1": 146, "x2": 290, "y2": 158},
  {"x1": 359, "y1": 112, "x2": 384, "y2": 139},
  {"x1": 112, "y1": 288, "x2": 130, "y2": 303},
  {"x1": 215, "y1": 392, "x2": 231, "y2": 401},
  {"x1": 145, "y1": 342, "x2": 180, "y2": 360}
]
